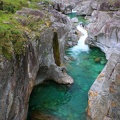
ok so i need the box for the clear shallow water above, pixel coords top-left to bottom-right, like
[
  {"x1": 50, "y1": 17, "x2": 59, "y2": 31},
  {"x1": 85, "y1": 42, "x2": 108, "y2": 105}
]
[
  {"x1": 67, "y1": 12, "x2": 87, "y2": 24},
  {"x1": 28, "y1": 47, "x2": 107, "y2": 120}
]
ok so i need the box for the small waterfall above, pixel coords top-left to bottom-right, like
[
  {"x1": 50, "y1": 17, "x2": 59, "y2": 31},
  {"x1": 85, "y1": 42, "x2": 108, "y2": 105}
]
[
  {"x1": 69, "y1": 25, "x2": 89, "y2": 55},
  {"x1": 72, "y1": 10, "x2": 77, "y2": 13}
]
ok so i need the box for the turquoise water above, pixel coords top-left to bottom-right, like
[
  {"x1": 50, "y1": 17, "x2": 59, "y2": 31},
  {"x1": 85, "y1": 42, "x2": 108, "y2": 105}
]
[
  {"x1": 67, "y1": 13, "x2": 87, "y2": 24},
  {"x1": 28, "y1": 14, "x2": 106, "y2": 120},
  {"x1": 28, "y1": 47, "x2": 106, "y2": 120}
]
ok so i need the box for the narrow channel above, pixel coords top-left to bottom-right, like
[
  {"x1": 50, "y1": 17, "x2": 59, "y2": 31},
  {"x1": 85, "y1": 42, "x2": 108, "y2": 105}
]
[{"x1": 28, "y1": 15, "x2": 107, "y2": 120}]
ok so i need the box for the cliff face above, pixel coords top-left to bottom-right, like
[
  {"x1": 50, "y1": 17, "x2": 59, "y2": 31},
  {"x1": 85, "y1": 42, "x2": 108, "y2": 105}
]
[
  {"x1": 86, "y1": 10, "x2": 120, "y2": 59},
  {"x1": 85, "y1": 0, "x2": 120, "y2": 120},
  {"x1": 88, "y1": 50, "x2": 120, "y2": 120},
  {"x1": 0, "y1": 7, "x2": 73, "y2": 120}
]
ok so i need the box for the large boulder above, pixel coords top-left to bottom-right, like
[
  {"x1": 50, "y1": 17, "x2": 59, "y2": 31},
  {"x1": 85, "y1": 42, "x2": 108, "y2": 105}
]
[
  {"x1": 30, "y1": 110, "x2": 60, "y2": 120},
  {"x1": 86, "y1": 10, "x2": 120, "y2": 59},
  {"x1": 71, "y1": 17, "x2": 79, "y2": 23},
  {"x1": 51, "y1": 0, "x2": 74, "y2": 14},
  {"x1": 90, "y1": 0, "x2": 120, "y2": 11},
  {"x1": 74, "y1": 0, "x2": 93, "y2": 16}
]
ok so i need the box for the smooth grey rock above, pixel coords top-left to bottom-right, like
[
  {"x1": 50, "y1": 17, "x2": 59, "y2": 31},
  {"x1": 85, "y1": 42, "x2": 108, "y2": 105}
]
[
  {"x1": 64, "y1": 56, "x2": 69, "y2": 61},
  {"x1": 49, "y1": 64, "x2": 73, "y2": 84},
  {"x1": 75, "y1": 0, "x2": 93, "y2": 16},
  {"x1": 86, "y1": 10, "x2": 120, "y2": 59},
  {"x1": 71, "y1": 17, "x2": 79, "y2": 23},
  {"x1": 86, "y1": 0, "x2": 120, "y2": 119},
  {"x1": 88, "y1": 50, "x2": 120, "y2": 120}
]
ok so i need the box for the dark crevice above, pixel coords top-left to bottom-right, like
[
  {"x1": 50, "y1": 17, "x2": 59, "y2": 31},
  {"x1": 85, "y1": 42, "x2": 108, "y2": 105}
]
[{"x1": 53, "y1": 32, "x2": 61, "y2": 66}]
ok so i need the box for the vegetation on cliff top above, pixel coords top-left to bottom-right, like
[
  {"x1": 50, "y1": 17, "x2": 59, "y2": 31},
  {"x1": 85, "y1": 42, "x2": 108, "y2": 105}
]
[{"x1": 0, "y1": 0, "x2": 52, "y2": 59}]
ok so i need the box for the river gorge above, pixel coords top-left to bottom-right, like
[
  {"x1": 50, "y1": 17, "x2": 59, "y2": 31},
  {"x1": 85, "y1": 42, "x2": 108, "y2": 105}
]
[
  {"x1": 0, "y1": 0, "x2": 120, "y2": 120},
  {"x1": 28, "y1": 18, "x2": 106, "y2": 119}
]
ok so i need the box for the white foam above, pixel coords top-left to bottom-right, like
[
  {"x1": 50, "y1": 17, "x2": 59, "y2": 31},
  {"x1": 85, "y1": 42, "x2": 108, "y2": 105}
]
[
  {"x1": 72, "y1": 10, "x2": 77, "y2": 13},
  {"x1": 70, "y1": 25, "x2": 89, "y2": 55}
]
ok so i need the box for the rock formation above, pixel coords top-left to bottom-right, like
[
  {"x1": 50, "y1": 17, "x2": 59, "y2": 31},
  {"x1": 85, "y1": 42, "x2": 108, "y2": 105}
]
[
  {"x1": 85, "y1": 0, "x2": 120, "y2": 119},
  {"x1": 86, "y1": 10, "x2": 120, "y2": 59},
  {"x1": 88, "y1": 49, "x2": 120, "y2": 120},
  {"x1": 1, "y1": 0, "x2": 120, "y2": 119},
  {"x1": 0, "y1": 6, "x2": 73, "y2": 120},
  {"x1": 74, "y1": 0, "x2": 93, "y2": 16}
]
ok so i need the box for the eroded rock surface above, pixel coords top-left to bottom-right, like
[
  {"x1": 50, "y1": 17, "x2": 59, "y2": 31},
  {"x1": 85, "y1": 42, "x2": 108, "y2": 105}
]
[
  {"x1": 86, "y1": 10, "x2": 120, "y2": 59},
  {"x1": 88, "y1": 49, "x2": 120, "y2": 120},
  {"x1": 86, "y1": 0, "x2": 120, "y2": 119},
  {"x1": 0, "y1": 7, "x2": 73, "y2": 120},
  {"x1": 75, "y1": 0, "x2": 93, "y2": 16}
]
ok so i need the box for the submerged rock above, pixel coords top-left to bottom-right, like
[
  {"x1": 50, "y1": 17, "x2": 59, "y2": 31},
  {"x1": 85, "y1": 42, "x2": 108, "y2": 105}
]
[
  {"x1": 94, "y1": 57, "x2": 101, "y2": 63},
  {"x1": 30, "y1": 110, "x2": 60, "y2": 120},
  {"x1": 100, "y1": 60, "x2": 107, "y2": 65}
]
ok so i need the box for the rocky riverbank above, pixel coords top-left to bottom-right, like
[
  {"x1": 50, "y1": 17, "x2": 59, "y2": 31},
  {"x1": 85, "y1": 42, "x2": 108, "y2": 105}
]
[{"x1": 84, "y1": 0, "x2": 120, "y2": 119}]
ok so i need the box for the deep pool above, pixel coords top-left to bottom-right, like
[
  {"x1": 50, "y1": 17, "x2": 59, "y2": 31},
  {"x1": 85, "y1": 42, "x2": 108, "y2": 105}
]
[{"x1": 28, "y1": 47, "x2": 106, "y2": 120}]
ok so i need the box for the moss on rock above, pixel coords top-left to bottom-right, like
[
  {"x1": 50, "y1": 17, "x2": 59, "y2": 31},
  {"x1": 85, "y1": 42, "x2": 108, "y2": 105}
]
[
  {"x1": 0, "y1": 0, "x2": 52, "y2": 59},
  {"x1": 53, "y1": 32, "x2": 61, "y2": 66}
]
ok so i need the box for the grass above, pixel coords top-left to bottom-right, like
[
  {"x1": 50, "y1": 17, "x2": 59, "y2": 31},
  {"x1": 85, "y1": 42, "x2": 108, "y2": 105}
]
[
  {"x1": 0, "y1": 11, "x2": 27, "y2": 59},
  {"x1": 2, "y1": 0, "x2": 28, "y2": 13},
  {"x1": 0, "y1": 0, "x2": 52, "y2": 59}
]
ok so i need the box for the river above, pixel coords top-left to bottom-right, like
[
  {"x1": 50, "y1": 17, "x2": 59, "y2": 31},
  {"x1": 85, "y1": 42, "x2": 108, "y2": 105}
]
[{"x1": 28, "y1": 16, "x2": 107, "y2": 120}]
